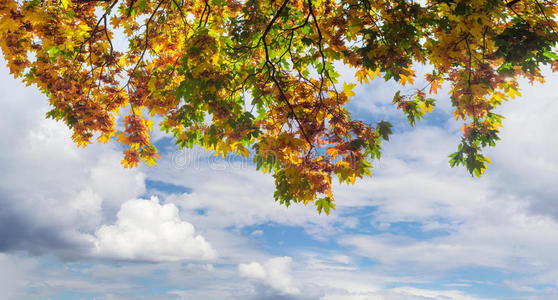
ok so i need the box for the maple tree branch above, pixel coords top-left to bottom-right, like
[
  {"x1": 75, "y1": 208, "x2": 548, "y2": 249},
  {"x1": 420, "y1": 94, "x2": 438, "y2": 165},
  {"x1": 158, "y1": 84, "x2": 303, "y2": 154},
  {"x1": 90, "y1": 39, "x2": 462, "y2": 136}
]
[
  {"x1": 74, "y1": 0, "x2": 120, "y2": 99},
  {"x1": 464, "y1": 36, "x2": 479, "y2": 124},
  {"x1": 102, "y1": 0, "x2": 166, "y2": 109},
  {"x1": 284, "y1": 12, "x2": 311, "y2": 32},
  {"x1": 76, "y1": 0, "x2": 119, "y2": 56},
  {"x1": 103, "y1": 17, "x2": 114, "y2": 54},
  {"x1": 533, "y1": 0, "x2": 558, "y2": 39},
  {"x1": 170, "y1": 0, "x2": 193, "y2": 31},
  {"x1": 482, "y1": 26, "x2": 487, "y2": 63},
  {"x1": 198, "y1": 0, "x2": 211, "y2": 28},
  {"x1": 361, "y1": 0, "x2": 389, "y2": 45},
  {"x1": 6, "y1": 0, "x2": 555, "y2": 206},
  {"x1": 129, "y1": 0, "x2": 165, "y2": 80},
  {"x1": 306, "y1": 0, "x2": 343, "y2": 119},
  {"x1": 503, "y1": 0, "x2": 530, "y2": 25},
  {"x1": 260, "y1": 0, "x2": 313, "y2": 148},
  {"x1": 506, "y1": 0, "x2": 521, "y2": 6},
  {"x1": 127, "y1": 0, "x2": 138, "y2": 17},
  {"x1": 308, "y1": 0, "x2": 326, "y2": 94}
]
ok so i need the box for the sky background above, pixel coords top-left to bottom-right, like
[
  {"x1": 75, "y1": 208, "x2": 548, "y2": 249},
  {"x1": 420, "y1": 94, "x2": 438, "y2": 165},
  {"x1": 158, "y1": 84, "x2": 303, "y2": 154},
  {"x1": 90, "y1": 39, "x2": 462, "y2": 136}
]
[{"x1": 1, "y1": 56, "x2": 558, "y2": 300}]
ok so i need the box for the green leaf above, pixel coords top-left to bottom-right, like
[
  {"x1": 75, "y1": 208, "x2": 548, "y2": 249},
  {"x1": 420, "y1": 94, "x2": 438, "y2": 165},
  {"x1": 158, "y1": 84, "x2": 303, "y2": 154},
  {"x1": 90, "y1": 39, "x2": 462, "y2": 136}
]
[
  {"x1": 316, "y1": 197, "x2": 334, "y2": 215},
  {"x1": 48, "y1": 47, "x2": 61, "y2": 59},
  {"x1": 376, "y1": 121, "x2": 393, "y2": 141}
]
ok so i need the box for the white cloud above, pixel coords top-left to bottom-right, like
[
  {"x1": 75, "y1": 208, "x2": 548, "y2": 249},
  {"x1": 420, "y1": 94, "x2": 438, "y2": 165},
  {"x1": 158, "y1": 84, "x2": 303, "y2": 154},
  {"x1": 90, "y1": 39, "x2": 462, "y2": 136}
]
[
  {"x1": 94, "y1": 197, "x2": 217, "y2": 262},
  {"x1": 88, "y1": 153, "x2": 146, "y2": 211},
  {"x1": 239, "y1": 262, "x2": 267, "y2": 280},
  {"x1": 239, "y1": 256, "x2": 301, "y2": 295},
  {"x1": 250, "y1": 230, "x2": 264, "y2": 236},
  {"x1": 387, "y1": 286, "x2": 494, "y2": 300},
  {"x1": 262, "y1": 252, "x2": 492, "y2": 300},
  {"x1": 0, "y1": 254, "x2": 36, "y2": 300},
  {"x1": 0, "y1": 111, "x2": 148, "y2": 258},
  {"x1": 485, "y1": 73, "x2": 558, "y2": 217},
  {"x1": 70, "y1": 188, "x2": 103, "y2": 232}
]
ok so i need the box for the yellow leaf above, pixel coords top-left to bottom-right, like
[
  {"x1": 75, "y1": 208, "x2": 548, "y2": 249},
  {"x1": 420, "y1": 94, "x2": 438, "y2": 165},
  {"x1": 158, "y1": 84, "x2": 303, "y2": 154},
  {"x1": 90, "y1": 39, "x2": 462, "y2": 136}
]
[
  {"x1": 506, "y1": 87, "x2": 521, "y2": 99},
  {"x1": 97, "y1": 133, "x2": 113, "y2": 144},
  {"x1": 144, "y1": 119, "x2": 154, "y2": 131},
  {"x1": 400, "y1": 74, "x2": 415, "y2": 85},
  {"x1": 115, "y1": 132, "x2": 128, "y2": 144},
  {"x1": 419, "y1": 103, "x2": 433, "y2": 114},
  {"x1": 235, "y1": 144, "x2": 250, "y2": 157},
  {"x1": 76, "y1": 140, "x2": 89, "y2": 148},
  {"x1": 355, "y1": 69, "x2": 368, "y2": 84},
  {"x1": 399, "y1": 68, "x2": 415, "y2": 86},
  {"x1": 490, "y1": 121, "x2": 502, "y2": 130},
  {"x1": 61, "y1": 0, "x2": 71, "y2": 9},
  {"x1": 326, "y1": 147, "x2": 339, "y2": 159},
  {"x1": 346, "y1": 173, "x2": 356, "y2": 184},
  {"x1": 343, "y1": 82, "x2": 356, "y2": 97},
  {"x1": 429, "y1": 81, "x2": 441, "y2": 94},
  {"x1": 290, "y1": 153, "x2": 302, "y2": 164},
  {"x1": 0, "y1": 18, "x2": 19, "y2": 32}
]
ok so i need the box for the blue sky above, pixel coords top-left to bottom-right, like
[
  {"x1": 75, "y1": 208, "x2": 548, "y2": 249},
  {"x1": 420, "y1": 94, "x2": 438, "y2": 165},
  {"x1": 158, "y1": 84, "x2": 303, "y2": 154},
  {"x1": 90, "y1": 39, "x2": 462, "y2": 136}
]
[{"x1": 1, "y1": 57, "x2": 558, "y2": 300}]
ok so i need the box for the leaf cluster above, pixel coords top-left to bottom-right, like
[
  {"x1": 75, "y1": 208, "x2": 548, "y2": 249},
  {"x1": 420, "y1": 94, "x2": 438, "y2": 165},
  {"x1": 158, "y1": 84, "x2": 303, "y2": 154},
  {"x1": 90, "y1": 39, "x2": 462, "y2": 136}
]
[{"x1": 1, "y1": 0, "x2": 558, "y2": 214}]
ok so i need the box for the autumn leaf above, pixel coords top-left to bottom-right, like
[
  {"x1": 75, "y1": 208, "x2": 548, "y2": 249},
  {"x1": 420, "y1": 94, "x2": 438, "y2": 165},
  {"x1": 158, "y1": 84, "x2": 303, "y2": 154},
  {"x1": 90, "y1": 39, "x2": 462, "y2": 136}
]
[
  {"x1": 343, "y1": 82, "x2": 356, "y2": 97},
  {"x1": 429, "y1": 80, "x2": 442, "y2": 94}
]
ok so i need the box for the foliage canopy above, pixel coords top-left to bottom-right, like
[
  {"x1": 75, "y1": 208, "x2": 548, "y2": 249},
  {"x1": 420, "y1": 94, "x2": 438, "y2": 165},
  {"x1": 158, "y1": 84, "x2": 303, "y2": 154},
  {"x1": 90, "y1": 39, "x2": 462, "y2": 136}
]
[{"x1": 1, "y1": 0, "x2": 557, "y2": 213}]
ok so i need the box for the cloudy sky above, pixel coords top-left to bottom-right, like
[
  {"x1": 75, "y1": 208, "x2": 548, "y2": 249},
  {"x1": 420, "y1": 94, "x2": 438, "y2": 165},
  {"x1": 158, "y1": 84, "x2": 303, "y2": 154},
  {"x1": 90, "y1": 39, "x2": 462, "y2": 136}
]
[{"x1": 1, "y1": 56, "x2": 558, "y2": 300}]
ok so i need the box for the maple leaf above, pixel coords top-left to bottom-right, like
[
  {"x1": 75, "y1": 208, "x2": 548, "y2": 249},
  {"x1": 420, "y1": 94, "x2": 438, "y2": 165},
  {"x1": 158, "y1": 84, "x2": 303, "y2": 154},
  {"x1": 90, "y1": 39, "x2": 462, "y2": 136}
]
[
  {"x1": 429, "y1": 81, "x2": 442, "y2": 94},
  {"x1": 343, "y1": 83, "x2": 356, "y2": 98},
  {"x1": 60, "y1": 0, "x2": 71, "y2": 10}
]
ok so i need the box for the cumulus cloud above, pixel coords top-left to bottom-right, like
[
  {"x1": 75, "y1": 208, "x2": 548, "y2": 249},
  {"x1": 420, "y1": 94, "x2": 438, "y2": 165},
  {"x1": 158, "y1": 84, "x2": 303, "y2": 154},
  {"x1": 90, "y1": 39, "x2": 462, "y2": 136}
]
[
  {"x1": 239, "y1": 262, "x2": 267, "y2": 280},
  {"x1": 0, "y1": 114, "x2": 148, "y2": 258},
  {"x1": 94, "y1": 197, "x2": 217, "y2": 262},
  {"x1": 239, "y1": 257, "x2": 300, "y2": 295}
]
